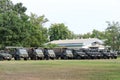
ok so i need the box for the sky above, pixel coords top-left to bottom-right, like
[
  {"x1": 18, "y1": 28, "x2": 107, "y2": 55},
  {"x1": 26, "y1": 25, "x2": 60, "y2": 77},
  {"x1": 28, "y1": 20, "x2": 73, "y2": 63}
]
[{"x1": 11, "y1": 0, "x2": 120, "y2": 34}]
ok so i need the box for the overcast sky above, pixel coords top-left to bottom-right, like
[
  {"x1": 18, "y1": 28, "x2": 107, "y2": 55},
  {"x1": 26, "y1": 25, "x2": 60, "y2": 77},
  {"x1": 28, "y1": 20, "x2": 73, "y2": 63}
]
[{"x1": 11, "y1": 0, "x2": 120, "y2": 34}]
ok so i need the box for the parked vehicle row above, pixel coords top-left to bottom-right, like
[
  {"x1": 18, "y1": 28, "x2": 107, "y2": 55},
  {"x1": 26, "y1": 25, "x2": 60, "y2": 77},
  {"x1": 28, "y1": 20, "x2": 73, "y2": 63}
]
[
  {"x1": 0, "y1": 47, "x2": 118, "y2": 61},
  {"x1": 74, "y1": 49, "x2": 117, "y2": 59}
]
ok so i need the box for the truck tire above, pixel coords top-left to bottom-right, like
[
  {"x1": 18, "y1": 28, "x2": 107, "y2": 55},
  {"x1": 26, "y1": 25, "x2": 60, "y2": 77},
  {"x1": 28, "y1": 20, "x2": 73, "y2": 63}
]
[
  {"x1": 114, "y1": 56, "x2": 117, "y2": 59},
  {"x1": 7, "y1": 59, "x2": 11, "y2": 61},
  {"x1": 24, "y1": 58, "x2": 28, "y2": 60}
]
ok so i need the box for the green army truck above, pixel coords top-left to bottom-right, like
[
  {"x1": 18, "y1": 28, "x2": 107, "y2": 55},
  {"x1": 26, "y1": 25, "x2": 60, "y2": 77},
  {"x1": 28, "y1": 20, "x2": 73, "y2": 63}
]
[
  {"x1": 28, "y1": 48, "x2": 44, "y2": 60},
  {"x1": 0, "y1": 50, "x2": 12, "y2": 60}
]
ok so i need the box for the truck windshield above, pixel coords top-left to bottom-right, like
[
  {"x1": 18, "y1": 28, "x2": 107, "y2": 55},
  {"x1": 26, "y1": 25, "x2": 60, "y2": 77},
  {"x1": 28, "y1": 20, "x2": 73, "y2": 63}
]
[
  {"x1": 48, "y1": 50, "x2": 54, "y2": 54},
  {"x1": 19, "y1": 49, "x2": 28, "y2": 54},
  {"x1": 35, "y1": 49, "x2": 43, "y2": 54},
  {"x1": 66, "y1": 50, "x2": 72, "y2": 54}
]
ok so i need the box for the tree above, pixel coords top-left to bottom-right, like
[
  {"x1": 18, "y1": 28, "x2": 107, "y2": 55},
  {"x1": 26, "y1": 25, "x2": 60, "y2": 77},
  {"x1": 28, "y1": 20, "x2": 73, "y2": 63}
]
[
  {"x1": 48, "y1": 23, "x2": 76, "y2": 41},
  {"x1": 105, "y1": 21, "x2": 120, "y2": 50},
  {"x1": 81, "y1": 32, "x2": 92, "y2": 39},
  {"x1": 91, "y1": 29, "x2": 105, "y2": 39},
  {"x1": 0, "y1": 0, "x2": 13, "y2": 13},
  {"x1": 0, "y1": 0, "x2": 30, "y2": 47},
  {"x1": 27, "y1": 13, "x2": 48, "y2": 47},
  {"x1": 0, "y1": 0, "x2": 50, "y2": 48},
  {"x1": 67, "y1": 31, "x2": 78, "y2": 39},
  {"x1": 80, "y1": 29, "x2": 105, "y2": 40}
]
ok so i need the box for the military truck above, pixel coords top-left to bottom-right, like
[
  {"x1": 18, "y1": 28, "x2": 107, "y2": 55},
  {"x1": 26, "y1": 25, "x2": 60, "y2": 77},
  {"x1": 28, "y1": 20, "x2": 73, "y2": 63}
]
[
  {"x1": 61, "y1": 48, "x2": 73, "y2": 59},
  {"x1": 28, "y1": 48, "x2": 44, "y2": 60},
  {"x1": 53, "y1": 48, "x2": 73, "y2": 59},
  {"x1": 96, "y1": 50, "x2": 103, "y2": 59},
  {"x1": 53, "y1": 48, "x2": 63, "y2": 59},
  {"x1": 43, "y1": 48, "x2": 56, "y2": 60},
  {"x1": 99, "y1": 49, "x2": 111, "y2": 59},
  {"x1": 83, "y1": 49, "x2": 97, "y2": 59},
  {"x1": 110, "y1": 51, "x2": 117, "y2": 59},
  {"x1": 0, "y1": 50, "x2": 12, "y2": 60},
  {"x1": 72, "y1": 49, "x2": 88, "y2": 59},
  {"x1": 90, "y1": 49, "x2": 103, "y2": 59},
  {"x1": 14, "y1": 48, "x2": 29, "y2": 60},
  {"x1": 5, "y1": 46, "x2": 29, "y2": 60}
]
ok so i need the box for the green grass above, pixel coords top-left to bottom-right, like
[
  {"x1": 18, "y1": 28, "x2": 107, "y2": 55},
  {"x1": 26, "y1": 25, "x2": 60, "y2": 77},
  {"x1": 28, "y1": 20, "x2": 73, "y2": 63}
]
[{"x1": 0, "y1": 59, "x2": 120, "y2": 80}]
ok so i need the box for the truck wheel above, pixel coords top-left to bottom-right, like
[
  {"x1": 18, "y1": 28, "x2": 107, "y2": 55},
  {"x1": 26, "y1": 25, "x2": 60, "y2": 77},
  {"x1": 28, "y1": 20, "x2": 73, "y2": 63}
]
[
  {"x1": 51, "y1": 58, "x2": 55, "y2": 60},
  {"x1": 107, "y1": 57, "x2": 110, "y2": 59},
  {"x1": 111, "y1": 57, "x2": 113, "y2": 59},
  {"x1": 114, "y1": 57, "x2": 117, "y2": 59},
  {"x1": 61, "y1": 57, "x2": 64, "y2": 59},
  {"x1": 7, "y1": 58, "x2": 11, "y2": 61},
  {"x1": 24, "y1": 58, "x2": 28, "y2": 60},
  {"x1": 15, "y1": 56, "x2": 20, "y2": 60},
  {"x1": 14, "y1": 57, "x2": 18, "y2": 60}
]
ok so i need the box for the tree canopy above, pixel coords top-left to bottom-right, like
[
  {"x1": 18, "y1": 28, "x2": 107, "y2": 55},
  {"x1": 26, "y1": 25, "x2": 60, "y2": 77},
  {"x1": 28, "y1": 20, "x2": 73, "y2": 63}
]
[
  {"x1": 105, "y1": 21, "x2": 120, "y2": 50},
  {"x1": 0, "y1": 0, "x2": 120, "y2": 50},
  {"x1": 48, "y1": 23, "x2": 77, "y2": 41},
  {"x1": 0, "y1": 0, "x2": 29, "y2": 47},
  {"x1": 0, "y1": 0, "x2": 48, "y2": 48}
]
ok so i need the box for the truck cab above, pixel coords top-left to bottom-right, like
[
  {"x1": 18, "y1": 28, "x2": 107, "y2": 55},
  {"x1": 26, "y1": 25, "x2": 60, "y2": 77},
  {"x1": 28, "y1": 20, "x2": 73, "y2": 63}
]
[
  {"x1": 99, "y1": 49, "x2": 111, "y2": 59},
  {"x1": 61, "y1": 49, "x2": 73, "y2": 59},
  {"x1": 0, "y1": 50, "x2": 12, "y2": 60},
  {"x1": 44, "y1": 48, "x2": 56, "y2": 60},
  {"x1": 28, "y1": 48, "x2": 44, "y2": 60},
  {"x1": 14, "y1": 48, "x2": 29, "y2": 60},
  {"x1": 72, "y1": 49, "x2": 88, "y2": 59}
]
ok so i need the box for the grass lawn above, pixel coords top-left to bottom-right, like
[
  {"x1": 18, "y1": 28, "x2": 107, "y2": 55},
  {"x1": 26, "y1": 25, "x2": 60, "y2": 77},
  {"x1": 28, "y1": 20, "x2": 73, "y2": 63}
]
[{"x1": 0, "y1": 58, "x2": 120, "y2": 80}]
